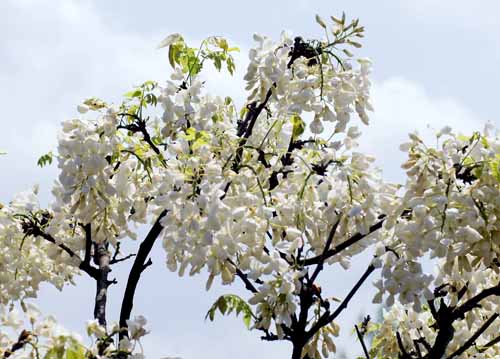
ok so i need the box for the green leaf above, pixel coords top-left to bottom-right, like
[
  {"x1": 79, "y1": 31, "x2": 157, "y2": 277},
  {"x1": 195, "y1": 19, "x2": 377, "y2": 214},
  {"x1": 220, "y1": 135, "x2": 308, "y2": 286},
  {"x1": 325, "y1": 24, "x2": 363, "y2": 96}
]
[
  {"x1": 44, "y1": 345, "x2": 64, "y2": 359},
  {"x1": 124, "y1": 89, "x2": 142, "y2": 98},
  {"x1": 291, "y1": 114, "x2": 305, "y2": 139},
  {"x1": 242, "y1": 310, "x2": 252, "y2": 328},
  {"x1": 211, "y1": 113, "x2": 222, "y2": 123},
  {"x1": 218, "y1": 296, "x2": 228, "y2": 314},
  {"x1": 213, "y1": 54, "x2": 222, "y2": 71},
  {"x1": 205, "y1": 294, "x2": 254, "y2": 329},
  {"x1": 168, "y1": 43, "x2": 180, "y2": 69},
  {"x1": 489, "y1": 155, "x2": 500, "y2": 182},
  {"x1": 216, "y1": 38, "x2": 229, "y2": 51},
  {"x1": 226, "y1": 56, "x2": 235, "y2": 75},
  {"x1": 65, "y1": 345, "x2": 85, "y2": 359},
  {"x1": 37, "y1": 151, "x2": 53, "y2": 167},
  {"x1": 182, "y1": 127, "x2": 197, "y2": 141}
]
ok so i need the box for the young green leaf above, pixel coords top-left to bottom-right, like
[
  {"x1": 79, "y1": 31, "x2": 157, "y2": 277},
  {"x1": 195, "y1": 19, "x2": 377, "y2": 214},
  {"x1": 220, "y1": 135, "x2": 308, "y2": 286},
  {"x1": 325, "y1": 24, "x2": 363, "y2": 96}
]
[{"x1": 37, "y1": 152, "x2": 53, "y2": 167}]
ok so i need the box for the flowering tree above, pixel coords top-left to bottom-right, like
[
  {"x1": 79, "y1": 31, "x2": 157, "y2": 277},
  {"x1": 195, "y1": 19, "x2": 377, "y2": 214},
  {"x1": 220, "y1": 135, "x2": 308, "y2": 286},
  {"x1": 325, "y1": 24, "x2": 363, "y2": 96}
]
[{"x1": 1, "y1": 12, "x2": 500, "y2": 359}]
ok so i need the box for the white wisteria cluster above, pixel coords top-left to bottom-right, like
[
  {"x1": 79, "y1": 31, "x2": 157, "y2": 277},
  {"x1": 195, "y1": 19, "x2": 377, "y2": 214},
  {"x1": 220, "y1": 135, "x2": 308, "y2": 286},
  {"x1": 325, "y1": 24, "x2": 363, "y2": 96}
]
[
  {"x1": 0, "y1": 188, "x2": 78, "y2": 305},
  {"x1": 368, "y1": 127, "x2": 500, "y2": 358},
  {"x1": 0, "y1": 302, "x2": 150, "y2": 358},
  {"x1": 1, "y1": 13, "x2": 499, "y2": 359}
]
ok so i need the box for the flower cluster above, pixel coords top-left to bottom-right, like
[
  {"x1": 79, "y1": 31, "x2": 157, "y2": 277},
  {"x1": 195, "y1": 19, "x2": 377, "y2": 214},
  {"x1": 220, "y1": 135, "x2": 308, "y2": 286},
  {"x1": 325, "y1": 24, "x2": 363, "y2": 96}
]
[
  {"x1": 0, "y1": 188, "x2": 78, "y2": 305},
  {"x1": 154, "y1": 24, "x2": 397, "y2": 341},
  {"x1": 375, "y1": 126, "x2": 500, "y2": 310},
  {"x1": 0, "y1": 302, "x2": 150, "y2": 359},
  {"x1": 2, "y1": 12, "x2": 499, "y2": 359}
]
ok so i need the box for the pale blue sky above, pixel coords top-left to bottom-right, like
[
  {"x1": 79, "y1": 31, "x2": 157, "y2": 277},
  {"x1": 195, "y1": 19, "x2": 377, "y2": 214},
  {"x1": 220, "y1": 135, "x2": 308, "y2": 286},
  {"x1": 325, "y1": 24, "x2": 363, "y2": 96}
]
[{"x1": 1, "y1": 1, "x2": 499, "y2": 358}]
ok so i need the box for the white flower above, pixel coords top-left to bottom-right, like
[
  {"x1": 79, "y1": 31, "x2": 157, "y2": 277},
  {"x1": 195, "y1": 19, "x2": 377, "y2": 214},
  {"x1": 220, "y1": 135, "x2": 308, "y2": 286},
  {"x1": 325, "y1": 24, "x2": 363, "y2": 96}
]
[
  {"x1": 127, "y1": 315, "x2": 149, "y2": 340},
  {"x1": 157, "y1": 33, "x2": 183, "y2": 48}
]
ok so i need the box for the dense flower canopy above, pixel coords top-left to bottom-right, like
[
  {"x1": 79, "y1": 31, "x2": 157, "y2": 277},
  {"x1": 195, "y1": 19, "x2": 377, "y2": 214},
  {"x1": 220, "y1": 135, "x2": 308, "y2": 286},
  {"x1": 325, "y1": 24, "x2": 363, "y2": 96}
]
[{"x1": 1, "y1": 13, "x2": 499, "y2": 359}]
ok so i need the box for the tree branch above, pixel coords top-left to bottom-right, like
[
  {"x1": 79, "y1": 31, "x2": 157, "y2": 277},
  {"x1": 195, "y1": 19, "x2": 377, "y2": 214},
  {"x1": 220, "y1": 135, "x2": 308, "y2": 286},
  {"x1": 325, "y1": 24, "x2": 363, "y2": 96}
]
[
  {"x1": 479, "y1": 333, "x2": 500, "y2": 352},
  {"x1": 447, "y1": 313, "x2": 499, "y2": 359},
  {"x1": 221, "y1": 88, "x2": 274, "y2": 200},
  {"x1": 117, "y1": 115, "x2": 162, "y2": 155},
  {"x1": 416, "y1": 283, "x2": 500, "y2": 359},
  {"x1": 3, "y1": 330, "x2": 31, "y2": 358},
  {"x1": 93, "y1": 242, "x2": 111, "y2": 326},
  {"x1": 82, "y1": 223, "x2": 92, "y2": 264},
  {"x1": 109, "y1": 242, "x2": 136, "y2": 264},
  {"x1": 301, "y1": 217, "x2": 385, "y2": 266},
  {"x1": 34, "y1": 229, "x2": 100, "y2": 280},
  {"x1": 119, "y1": 210, "x2": 167, "y2": 339},
  {"x1": 227, "y1": 259, "x2": 259, "y2": 294},
  {"x1": 309, "y1": 216, "x2": 341, "y2": 284},
  {"x1": 355, "y1": 324, "x2": 370, "y2": 359},
  {"x1": 454, "y1": 283, "x2": 500, "y2": 319},
  {"x1": 305, "y1": 264, "x2": 375, "y2": 341}
]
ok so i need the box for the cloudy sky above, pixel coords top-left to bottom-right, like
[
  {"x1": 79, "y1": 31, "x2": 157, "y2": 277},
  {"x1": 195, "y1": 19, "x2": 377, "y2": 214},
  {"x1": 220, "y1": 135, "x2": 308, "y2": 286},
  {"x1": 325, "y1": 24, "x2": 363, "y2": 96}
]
[{"x1": 2, "y1": 0, "x2": 499, "y2": 358}]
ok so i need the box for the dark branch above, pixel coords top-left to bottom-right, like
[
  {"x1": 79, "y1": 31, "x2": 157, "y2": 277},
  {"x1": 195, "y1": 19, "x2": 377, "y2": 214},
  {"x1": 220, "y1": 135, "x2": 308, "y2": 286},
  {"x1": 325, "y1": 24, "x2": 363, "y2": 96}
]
[
  {"x1": 117, "y1": 114, "x2": 163, "y2": 157},
  {"x1": 110, "y1": 253, "x2": 136, "y2": 265},
  {"x1": 3, "y1": 330, "x2": 31, "y2": 358},
  {"x1": 305, "y1": 264, "x2": 375, "y2": 342},
  {"x1": 301, "y1": 217, "x2": 385, "y2": 266},
  {"x1": 119, "y1": 210, "x2": 167, "y2": 339},
  {"x1": 454, "y1": 283, "x2": 500, "y2": 319},
  {"x1": 34, "y1": 229, "x2": 100, "y2": 280},
  {"x1": 397, "y1": 332, "x2": 411, "y2": 359},
  {"x1": 83, "y1": 223, "x2": 92, "y2": 264},
  {"x1": 228, "y1": 259, "x2": 259, "y2": 294},
  {"x1": 447, "y1": 313, "x2": 499, "y2": 359},
  {"x1": 479, "y1": 334, "x2": 500, "y2": 352},
  {"x1": 355, "y1": 324, "x2": 370, "y2": 359},
  {"x1": 110, "y1": 242, "x2": 136, "y2": 264},
  {"x1": 309, "y1": 216, "x2": 341, "y2": 284}
]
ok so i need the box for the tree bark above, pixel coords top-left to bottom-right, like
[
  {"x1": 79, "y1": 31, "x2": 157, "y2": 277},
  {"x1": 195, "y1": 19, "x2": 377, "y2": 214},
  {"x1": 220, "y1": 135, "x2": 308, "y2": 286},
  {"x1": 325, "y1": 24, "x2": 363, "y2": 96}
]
[
  {"x1": 119, "y1": 210, "x2": 166, "y2": 339},
  {"x1": 292, "y1": 340, "x2": 304, "y2": 359},
  {"x1": 94, "y1": 242, "x2": 111, "y2": 326}
]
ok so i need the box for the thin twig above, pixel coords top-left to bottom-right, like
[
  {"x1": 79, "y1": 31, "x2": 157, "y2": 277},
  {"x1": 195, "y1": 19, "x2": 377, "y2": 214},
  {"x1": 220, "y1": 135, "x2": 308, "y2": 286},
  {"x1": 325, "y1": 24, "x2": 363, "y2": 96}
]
[
  {"x1": 309, "y1": 216, "x2": 341, "y2": 284},
  {"x1": 301, "y1": 217, "x2": 385, "y2": 266},
  {"x1": 355, "y1": 324, "x2": 370, "y2": 359}
]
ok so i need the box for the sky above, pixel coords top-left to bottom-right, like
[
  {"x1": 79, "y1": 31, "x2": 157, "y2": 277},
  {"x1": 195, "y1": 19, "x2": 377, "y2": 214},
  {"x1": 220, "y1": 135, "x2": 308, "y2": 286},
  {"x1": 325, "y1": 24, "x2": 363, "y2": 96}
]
[{"x1": 1, "y1": 0, "x2": 499, "y2": 358}]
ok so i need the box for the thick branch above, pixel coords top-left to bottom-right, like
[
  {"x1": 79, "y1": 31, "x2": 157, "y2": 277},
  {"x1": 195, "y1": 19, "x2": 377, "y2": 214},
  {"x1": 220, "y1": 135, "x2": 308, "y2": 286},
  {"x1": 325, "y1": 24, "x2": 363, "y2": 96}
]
[
  {"x1": 83, "y1": 223, "x2": 92, "y2": 264},
  {"x1": 93, "y1": 242, "x2": 111, "y2": 326},
  {"x1": 119, "y1": 210, "x2": 167, "y2": 339}
]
